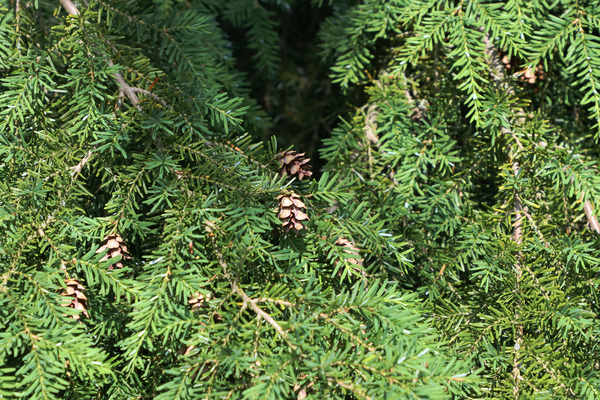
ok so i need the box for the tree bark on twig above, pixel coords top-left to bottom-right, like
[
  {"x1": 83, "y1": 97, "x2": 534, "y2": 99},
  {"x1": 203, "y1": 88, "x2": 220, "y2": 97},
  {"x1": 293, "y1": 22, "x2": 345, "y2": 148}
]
[
  {"x1": 213, "y1": 240, "x2": 296, "y2": 350},
  {"x1": 483, "y1": 34, "x2": 524, "y2": 399},
  {"x1": 480, "y1": 33, "x2": 599, "y2": 234}
]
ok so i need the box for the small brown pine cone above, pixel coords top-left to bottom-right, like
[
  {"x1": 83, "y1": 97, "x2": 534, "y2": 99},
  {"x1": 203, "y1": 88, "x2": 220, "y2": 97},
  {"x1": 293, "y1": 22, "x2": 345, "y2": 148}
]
[
  {"x1": 498, "y1": 50, "x2": 518, "y2": 71},
  {"x1": 178, "y1": 292, "x2": 220, "y2": 373},
  {"x1": 188, "y1": 292, "x2": 212, "y2": 311},
  {"x1": 517, "y1": 64, "x2": 545, "y2": 85},
  {"x1": 277, "y1": 193, "x2": 309, "y2": 233},
  {"x1": 535, "y1": 63, "x2": 546, "y2": 80},
  {"x1": 276, "y1": 151, "x2": 313, "y2": 181},
  {"x1": 335, "y1": 237, "x2": 363, "y2": 266},
  {"x1": 188, "y1": 292, "x2": 222, "y2": 322},
  {"x1": 60, "y1": 278, "x2": 89, "y2": 319},
  {"x1": 96, "y1": 233, "x2": 131, "y2": 269},
  {"x1": 523, "y1": 67, "x2": 536, "y2": 84}
]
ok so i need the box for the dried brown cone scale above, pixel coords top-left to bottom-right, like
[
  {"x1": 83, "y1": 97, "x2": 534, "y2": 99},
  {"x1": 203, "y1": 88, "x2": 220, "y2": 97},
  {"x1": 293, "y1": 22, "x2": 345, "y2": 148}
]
[
  {"x1": 96, "y1": 233, "x2": 131, "y2": 269},
  {"x1": 60, "y1": 278, "x2": 89, "y2": 320},
  {"x1": 278, "y1": 193, "x2": 309, "y2": 233},
  {"x1": 276, "y1": 151, "x2": 313, "y2": 180}
]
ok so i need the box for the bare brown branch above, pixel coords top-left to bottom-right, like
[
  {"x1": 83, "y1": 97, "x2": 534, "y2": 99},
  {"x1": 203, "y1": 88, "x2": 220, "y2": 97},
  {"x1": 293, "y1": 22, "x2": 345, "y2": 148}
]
[
  {"x1": 363, "y1": 103, "x2": 379, "y2": 145},
  {"x1": 584, "y1": 198, "x2": 600, "y2": 234},
  {"x1": 59, "y1": 0, "x2": 79, "y2": 16}
]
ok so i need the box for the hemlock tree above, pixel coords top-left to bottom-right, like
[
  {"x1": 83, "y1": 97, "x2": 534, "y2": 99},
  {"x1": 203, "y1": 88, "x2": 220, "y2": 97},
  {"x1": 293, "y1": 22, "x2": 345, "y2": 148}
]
[
  {"x1": 319, "y1": 0, "x2": 600, "y2": 398},
  {"x1": 0, "y1": 0, "x2": 478, "y2": 399}
]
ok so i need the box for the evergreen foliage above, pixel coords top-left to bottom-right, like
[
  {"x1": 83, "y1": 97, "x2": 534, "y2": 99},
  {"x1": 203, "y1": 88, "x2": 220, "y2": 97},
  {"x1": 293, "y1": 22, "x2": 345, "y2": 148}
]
[
  {"x1": 0, "y1": 0, "x2": 477, "y2": 399},
  {"x1": 5, "y1": 0, "x2": 600, "y2": 398},
  {"x1": 319, "y1": 0, "x2": 600, "y2": 397}
]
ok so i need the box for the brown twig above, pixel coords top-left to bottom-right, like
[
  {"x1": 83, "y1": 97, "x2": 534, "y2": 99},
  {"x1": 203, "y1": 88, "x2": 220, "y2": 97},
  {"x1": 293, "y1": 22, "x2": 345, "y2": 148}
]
[
  {"x1": 334, "y1": 380, "x2": 373, "y2": 400},
  {"x1": 15, "y1": 0, "x2": 22, "y2": 52},
  {"x1": 58, "y1": 0, "x2": 78, "y2": 15},
  {"x1": 131, "y1": 87, "x2": 173, "y2": 110},
  {"x1": 363, "y1": 103, "x2": 379, "y2": 145},
  {"x1": 69, "y1": 151, "x2": 93, "y2": 176},
  {"x1": 108, "y1": 60, "x2": 142, "y2": 112},
  {"x1": 584, "y1": 197, "x2": 600, "y2": 233},
  {"x1": 483, "y1": 34, "x2": 524, "y2": 399},
  {"x1": 213, "y1": 242, "x2": 296, "y2": 350},
  {"x1": 59, "y1": 0, "x2": 142, "y2": 112}
]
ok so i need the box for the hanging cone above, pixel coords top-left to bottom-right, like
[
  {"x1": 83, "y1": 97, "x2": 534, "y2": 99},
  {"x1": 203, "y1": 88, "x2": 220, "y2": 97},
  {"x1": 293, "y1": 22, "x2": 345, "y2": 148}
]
[
  {"x1": 335, "y1": 237, "x2": 363, "y2": 266},
  {"x1": 188, "y1": 292, "x2": 212, "y2": 311},
  {"x1": 60, "y1": 278, "x2": 89, "y2": 320},
  {"x1": 276, "y1": 151, "x2": 312, "y2": 181},
  {"x1": 534, "y1": 63, "x2": 546, "y2": 81},
  {"x1": 277, "y1": 193, "x2": 309, "y2": 233},
  {"x1": 177, "y1": 292, "x2": 218, "y2": 380},
  {"x1": 498, "y1": 50, "x2": 518, "y2": 71},
  {"x1": 497, "y1": 50, "x2": 546, "y2": 84},
  {"x1": 188, "y1": 291, "x2": 221, "y2": 321},
  {"x1": 517, "y1": 63, "x2": 545, "y2": 85},
  {"x1": 96, "y1": 233, "x2": 131, "y2": 269}
]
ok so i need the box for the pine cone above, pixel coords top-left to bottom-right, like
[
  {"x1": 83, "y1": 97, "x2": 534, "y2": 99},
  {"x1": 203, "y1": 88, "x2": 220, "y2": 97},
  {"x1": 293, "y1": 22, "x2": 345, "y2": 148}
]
[
  {"x1": 498, "y1": 50, "x2": 546, "y2": 85},
  {"x1": 177, "y1": 292, "x2": 218, "y2": 381},
  {"x1": 276, "y1": 151, "x2": 312, "y2": 180},
  {"x1": 188, "y1": 292, "x2": 222, "y2": 322},
  {"x1": 188, "y1": 292, "x2": 212, "y2": 311},
  {"x1": 96, "y1": 233, "x2": 131, "y2": 269},
  {"x1": 60, "y1": 278, "x2": 89, "y2": 320},
  {"x1": 278, "y1": 193, "x2": 309, "y2": 233},
  {"x1": 335, "y1": 237, "x2": 363, "y2": 266}
]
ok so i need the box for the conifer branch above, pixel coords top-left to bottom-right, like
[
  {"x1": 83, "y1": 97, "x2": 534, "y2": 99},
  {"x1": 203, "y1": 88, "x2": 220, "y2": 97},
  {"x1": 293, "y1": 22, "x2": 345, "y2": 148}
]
[
  {"x1": 131, "y1": 87, "x2": 173, "y2": 110},
  {"x1": 69, "y1": 151, "x2": 92, "y2": 177},
  {"x1": 107, "y1": 61, "x2": 142, "y2": 112},
  {"x1": 213, "y1": 242, "x2": 296, "y2": 350},
  {"x1": 59, "y1": 0, "x2": 142, "y2": 112},
  {"x1": 12, "y1": 1, "x2": 597, "y2": 397},
  {"x1": 480, "y1": 34, "x2": 600, "y2": 235},
  {"x1": 334, "y1": 380, "x2": 373, "y2": 400},
  {"x1": 537, "y1": 142, "x2": 600, "y2": 233},
  {"x1": 483, "y1": 34, "x2": 524, "y2": 398}
]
